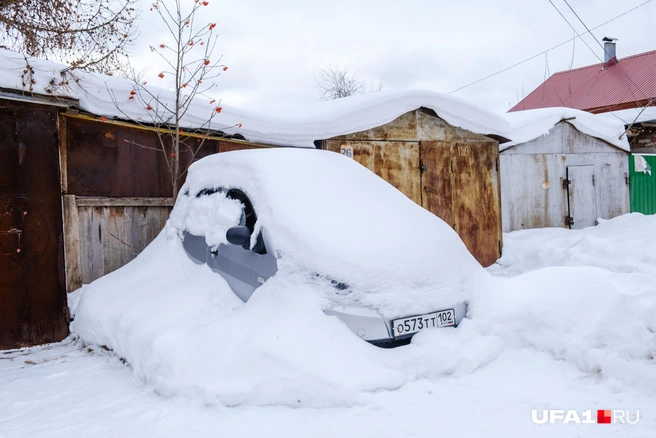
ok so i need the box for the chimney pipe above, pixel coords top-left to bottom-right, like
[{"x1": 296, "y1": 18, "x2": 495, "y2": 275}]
[{"x1": 602, "y1": 37, "x2": 617, "y2": 65}]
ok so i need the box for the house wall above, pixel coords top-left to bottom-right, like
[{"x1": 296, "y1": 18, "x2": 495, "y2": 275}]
[
  {"x1": 321, "y1": 108, "x2": 503, "y2": 267},
  {"x1": 500, "y1": 123, "x2": 630, "y2": 231}
]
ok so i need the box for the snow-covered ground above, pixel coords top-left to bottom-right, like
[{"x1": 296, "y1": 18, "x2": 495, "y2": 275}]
[{"x1": 1, "y1": 213, "x2": 655, "y2": 437}]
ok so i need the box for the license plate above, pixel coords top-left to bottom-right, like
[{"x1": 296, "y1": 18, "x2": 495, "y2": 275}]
[{"x1": 392, "y1": 309, "x2": 455, "y2": 337}]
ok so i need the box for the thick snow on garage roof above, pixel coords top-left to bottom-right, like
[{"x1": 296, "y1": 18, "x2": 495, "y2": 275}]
[
  {"x1": 501, "y1": 107, "x2": 630, "y2": 152},
  {"x1": 0, "y1": 49, "x2": 508, "y2": 147}
]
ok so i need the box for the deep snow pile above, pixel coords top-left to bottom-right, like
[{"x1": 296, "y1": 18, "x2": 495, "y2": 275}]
[
  {"x1": 72, "y1": 148, "x2": 493, "y2": 407},
  {"x1": 488, "y1": 213, "x2": 656, "y2": 278},
  {"x1": 72, "y1": 151, "x2": 656, "y2": 408},
  {"x1": 481, "y1": 214, "x2": 656, "y2": 394},
  {"x1": 0, "y1": 49, "x2": 508, "y2": 148},
  {"x1": 474, "y1": 268, "x2": 656, "y2": 394},
  {"x1": 502, "y1": 107, "x2": 629, "y2": 151},
  {"x1": 71, "y1": 235, "x2": 501, "y2": 407}
]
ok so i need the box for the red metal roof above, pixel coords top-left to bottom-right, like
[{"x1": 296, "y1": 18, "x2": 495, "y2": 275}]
[{"x1": 509, "y1": 49, "x2": 656, "y2": 113}]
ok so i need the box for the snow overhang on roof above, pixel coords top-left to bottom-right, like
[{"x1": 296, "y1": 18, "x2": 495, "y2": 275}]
[
  {"x1": 501, "y1": 107, "x2": 630, "y2": 152},
  {"x1": 0, "y1": 87, "x2": 79, "y2": 108},
  {"x1": 0, "y1": 49, "x2": 509, "y2": 148},
  {"x1": 596, "y1": 106, "x2": 656, "y2": 126}
]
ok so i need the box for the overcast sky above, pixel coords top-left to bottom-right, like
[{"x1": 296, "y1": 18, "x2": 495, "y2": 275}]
[{"x1": 132, "y1": 0, "x2": 655, "y2": 114}]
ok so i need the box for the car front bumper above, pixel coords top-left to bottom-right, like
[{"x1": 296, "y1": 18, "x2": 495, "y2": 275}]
[{"x1": 326, "y1": 302, "x2": 468, "y2": 345}]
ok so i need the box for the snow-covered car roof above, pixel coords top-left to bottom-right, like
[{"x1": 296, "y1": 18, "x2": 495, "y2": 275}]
[
  {"x1": 0, "y1": 49, "x2": 508, "y2": 147},
  {"x1": 168, "y1": 147, "x2": 485, "y2": 318},
  {"x1": 501, "y1": 107, "x2": 630, "y2": 152}
]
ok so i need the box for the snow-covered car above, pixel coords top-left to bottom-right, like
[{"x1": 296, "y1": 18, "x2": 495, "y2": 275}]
[{"x1": 170, "y1": 148, "x2": 484, "y2": 346}]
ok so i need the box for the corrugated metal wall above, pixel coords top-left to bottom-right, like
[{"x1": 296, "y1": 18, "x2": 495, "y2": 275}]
[{"x1": 629, "y1": 154, "x2": 656, "y2": 214}]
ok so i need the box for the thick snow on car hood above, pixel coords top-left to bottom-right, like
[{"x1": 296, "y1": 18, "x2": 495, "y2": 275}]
[{"x1": 168, "y1": 148, "x2": 485, "y2": 317}]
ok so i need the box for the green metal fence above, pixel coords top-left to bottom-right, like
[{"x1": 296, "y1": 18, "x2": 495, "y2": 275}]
[{"x1": 629, "y1": 154, "x2": 656, "y2": 215}]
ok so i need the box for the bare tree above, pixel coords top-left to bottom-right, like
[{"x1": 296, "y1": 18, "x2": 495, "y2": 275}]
[
  {"x1": 0, "y1": 0, "x2": 138, "y2": 74},
  {"x1": 316, "y1": 65, "x2": 383, "y2": 100},
  {"x1": 113, "y1": 0, "x2": 234, "y2": 201}
]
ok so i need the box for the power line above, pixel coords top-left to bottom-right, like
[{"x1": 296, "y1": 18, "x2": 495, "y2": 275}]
[
  {"x1": 562, "y1": 0, "x2": 650, "y2": 101},
  {"x1": 448, "y1": 0, "x2": 652, "y2": 94},
  {"x1": 562, "y1": 0, "x2": 610, "y2": 60},
  {"x1": 547, "y1": 0, "x2": 602, "y2": 63}
]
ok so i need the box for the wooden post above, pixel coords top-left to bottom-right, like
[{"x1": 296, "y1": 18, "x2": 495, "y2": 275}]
[{"x1": 63, "y1": 194, "x2": 82, "y2": 292}]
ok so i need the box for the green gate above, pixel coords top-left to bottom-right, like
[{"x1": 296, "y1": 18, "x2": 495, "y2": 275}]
[{"x1": 629, "y1": 154, "x2": 656, "y2": 214}]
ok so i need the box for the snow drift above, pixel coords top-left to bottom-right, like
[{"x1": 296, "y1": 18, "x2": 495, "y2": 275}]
[
  {"x1": 72, "y1": 139, "x2": 655, "y2": 409},
  {"x1": 72, "y1": 148, "x2": 493, "y2": 407}
]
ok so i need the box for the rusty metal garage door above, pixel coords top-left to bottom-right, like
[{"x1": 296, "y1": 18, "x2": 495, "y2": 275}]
[
  {"x1": 0, "y1": 106, "x2": 68, "y2": 349},
  {"x1": 420, "y1": 141, "x2": 502, "y2": 267}
]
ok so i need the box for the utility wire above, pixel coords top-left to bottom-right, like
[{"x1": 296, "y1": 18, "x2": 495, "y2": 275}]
[
  {"x1": 547, "y1": 0, "x2": 602, "y2": 63},
  {"x1": 562, "y1": 0, "x2": 650, "y2": 101},
  {"x1": 561, "y1": 0, "x2": 655, "y2": 137},
  {"x1": 448, "y1": 0, "x2": 652, "y2": 94}
]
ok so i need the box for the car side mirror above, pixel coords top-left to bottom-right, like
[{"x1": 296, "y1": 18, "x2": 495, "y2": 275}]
[{"x1": 226, "y1": 225, "x2": 251, "y2": 249}]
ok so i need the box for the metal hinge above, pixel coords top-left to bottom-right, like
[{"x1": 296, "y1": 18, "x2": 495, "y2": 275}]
[
  {"x1": 420, "y1": 162, "x2": 427, "y2": 172},
  {"x1": 565, "y1": 216, "x2": 574, "y2": 226},
  {"x1": 592, "y1": 174, "x2": 595, "y2": 186},
  {"x1": 562, "y1": 179, "x2": 571, "y2": 189},
  {"x1": 624, "y1": 172, "x2": 629, "y2": 185}
]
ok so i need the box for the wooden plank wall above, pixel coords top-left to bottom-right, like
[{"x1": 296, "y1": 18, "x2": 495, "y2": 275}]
[{"x1": 64, "y1": 196, "x2": 173, "y2": 291}]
